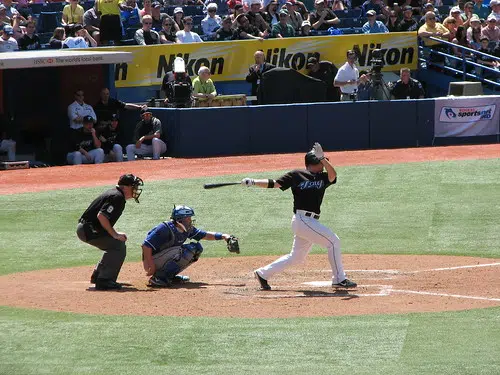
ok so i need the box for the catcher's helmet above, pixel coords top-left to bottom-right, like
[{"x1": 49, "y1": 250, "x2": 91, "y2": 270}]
[
  {"x1": 117, "y1": 174, "x2": 144, "y2": 203},
  {"x1": 305, "y1": 151, "x2": 322, "y2": 166},
  {"x1": 171, "y1": 205, "x2": 195, "y2": 221}
]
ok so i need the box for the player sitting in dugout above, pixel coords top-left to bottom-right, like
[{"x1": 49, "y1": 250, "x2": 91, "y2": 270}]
[{"x1": 142, "y1": 205, "x2": 240, "y2": 288}]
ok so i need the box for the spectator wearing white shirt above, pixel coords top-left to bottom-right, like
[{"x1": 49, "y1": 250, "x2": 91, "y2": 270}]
[
  {"x1": 334, "y1": 50, "x2": 369, "y2": 101},
  {"x1": 68, "y1": 89, "x2": 97, "y2": 130},
  {"x1": 0, "y1": 25, "x2": 18, "y2": 52},
  {"x1": 176, "y1": 16, "x2": 203, "y2": 43},
  {"x1": 489, "y1": 0, "x2": 500, "y2": 22},
  {"x1": 202, "y1": 3, "x2": 222, "y2": 38}
]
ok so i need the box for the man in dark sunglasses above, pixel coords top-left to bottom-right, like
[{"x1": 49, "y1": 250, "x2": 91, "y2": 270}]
[{"x1": 134, "y1": 14, "x2": 160, "y2": 45}]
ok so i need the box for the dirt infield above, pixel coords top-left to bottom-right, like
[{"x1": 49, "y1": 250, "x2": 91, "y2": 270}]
[{"x1": 1, "y1": 144, "x2": 499, "y2": 317}]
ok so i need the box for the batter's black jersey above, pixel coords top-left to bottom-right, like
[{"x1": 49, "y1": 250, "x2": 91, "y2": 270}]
[
  {"x1": 79, "y1": 187, "x2": 126, "y2": 233},
  {"x1": 276, "y1": 169, "x2": 336, "y2": 215}
]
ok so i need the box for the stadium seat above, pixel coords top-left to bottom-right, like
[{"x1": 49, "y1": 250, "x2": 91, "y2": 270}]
[
  {"x1": 340, "y1": 17, "x2": 365, "y2": 28},
  {"x1": 437, "y1": 5, "x2": 451, "y2": 16},
  {"x1": 37, "y1": 12, "x2": 61, "y2": 34},
  {"x1": 442, "y1": 0, "x2": 454, "y2": 5},
  {"x1": 39, "y1": 32, "x2": 53, "y2": 44},
  {"x1": 192, "y1": 24, "x2": 203, "y2": 35},
  {"x1": 126, "y1": 27, "x2": 139, "y2": 39},
  {"x1": 182, "y1": 5, "x2": 204, "y2": 16},
  {"x1": 82, "y1": 1, "x2": 95, "y2": 11},
  {"x1": 120, "y1": 38, "x2": 137, "y2": 45},
  {"x1": 334, "y1": 9, "x2": 362, "y2": 18},
  {"x1": 47, "y1": 2, "x2": 65, "y2": 12},
  {"x1": 302, "y1": 0, "x2": 314, "y2": 11},
  {"x1": 29, "y1": 3, "x2": 48, "y2": 15},
  {"x1": 193, "y1": 15, "x2": 204, "y2": 25}
]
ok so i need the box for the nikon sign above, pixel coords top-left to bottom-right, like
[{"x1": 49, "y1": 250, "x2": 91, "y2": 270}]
[{"x1": 93, "y1": 32, "x2": 417, "y2": 88}]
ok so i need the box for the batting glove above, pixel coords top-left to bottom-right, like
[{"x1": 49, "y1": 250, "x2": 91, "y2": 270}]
[
  {"x1": 241, "y1": 178, "x2": 255, "y2": 187},
  {"x1": 312, "y1": 142, "x2": 325, "y2": 160}
]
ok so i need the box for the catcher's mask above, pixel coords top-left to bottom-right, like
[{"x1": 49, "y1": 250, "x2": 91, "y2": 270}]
[
  {"x1": 171, "y1": 205, "x2": 195, "y2": 232},
  {"x1": 118, "y1": 174, "x2": 144, "y2": 203}
]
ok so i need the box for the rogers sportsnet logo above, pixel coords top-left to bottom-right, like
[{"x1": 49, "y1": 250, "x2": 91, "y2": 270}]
[{"x1": 440, "y1": 105, "x2": 496, "y2": 122}]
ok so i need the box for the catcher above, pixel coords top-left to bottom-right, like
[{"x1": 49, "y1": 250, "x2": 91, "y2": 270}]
[{"x1": 142, "y1": 205, "x2": 240, "y2": 287}]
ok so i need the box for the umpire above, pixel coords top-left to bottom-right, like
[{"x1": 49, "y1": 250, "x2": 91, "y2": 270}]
[{"x1": 77, "y1": 174, "x2": 144, "y2": 290}]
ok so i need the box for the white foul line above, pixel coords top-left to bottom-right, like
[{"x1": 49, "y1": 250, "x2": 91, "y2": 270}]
[
  {"x1": 391, "y1": 289, "x2": 500, "y2": 302},
  {"x1": 409, "y1": 262, "x2": 500, "y2": 273}
]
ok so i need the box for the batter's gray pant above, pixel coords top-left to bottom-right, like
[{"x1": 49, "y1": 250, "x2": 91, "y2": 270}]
[{"x1": 76, "y1": 223, "x2": 126, "y2": 282}]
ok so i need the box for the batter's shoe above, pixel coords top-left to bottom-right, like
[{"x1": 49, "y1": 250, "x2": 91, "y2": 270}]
[
  {"x1": 148, "y1": 276, "x2": 172, "y2": 288},
  {"x1": 254, "y1": 271, "x2": 271, "y2": 291},
  {"x1": 95, "y1": 279, "x2": 122, "y2": 291},
  {"x1": 172, "y1": 275, "x2": 190, "y2": 283},
  {"x1": 90, "y1": 270, "x2": 99, "y2": 284},
  {"x1": 332, "y1": 278, "x2": 357, "y2": 288}
]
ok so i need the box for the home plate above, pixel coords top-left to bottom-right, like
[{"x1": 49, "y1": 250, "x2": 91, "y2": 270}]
[{"x1": 303, "y1": 281, "x2": 333, "y2": 287}]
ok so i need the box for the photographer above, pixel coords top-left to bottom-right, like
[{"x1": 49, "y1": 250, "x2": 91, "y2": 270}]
[
  {"x1": 390, "y1": 68, "x2": 425, "y2": 99},
  {"x1": 334, "y1": 50, "x2": 369, "y2": 101}
]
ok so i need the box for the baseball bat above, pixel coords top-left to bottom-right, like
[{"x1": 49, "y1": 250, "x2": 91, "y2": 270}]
[{"x1": 203, "y1": 182, "x2": 240, "y2": 189}]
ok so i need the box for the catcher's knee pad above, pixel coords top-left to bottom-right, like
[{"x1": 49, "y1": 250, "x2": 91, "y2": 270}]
[{"x1": 155, "y1": 242, "x2": 203, "y2": 280}]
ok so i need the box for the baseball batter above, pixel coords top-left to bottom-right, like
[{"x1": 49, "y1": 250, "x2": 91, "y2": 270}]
[
  {"x1": 241, "y1": 142, "x2": 357, "y2": 291},
  {"x1": 77, "y1": 174, "x2": 143, "y2": 291}
]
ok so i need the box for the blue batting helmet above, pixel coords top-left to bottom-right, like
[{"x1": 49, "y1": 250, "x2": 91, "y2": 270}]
[{"x1": 171, "y1": 205, "x2": 195, "y2": 221}]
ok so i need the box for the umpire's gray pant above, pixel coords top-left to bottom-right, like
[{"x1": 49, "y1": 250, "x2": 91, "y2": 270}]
[{"x1": 76, "y1": 223, "x2": 126, "y2": 281}]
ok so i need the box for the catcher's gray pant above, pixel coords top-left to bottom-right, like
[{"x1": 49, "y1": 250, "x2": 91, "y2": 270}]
[
  {"x1": 152, "y1": 243, "x2": 203, "y2": 280},
  {"x1": 0, "y1": 139, "x2": 16, "y2": 161},
  {"x1": 76, "y1": 223, "x2": 126, "y2": 282},
  {"x1": 125, "y1": 138, "x2": 167, "y2": 161},
  {"x1": 255, "y1": 210, "x2": 347, "y2": 284},
  {"x1": 67, "y1": 149, "x2": 105, "y2": 165}
]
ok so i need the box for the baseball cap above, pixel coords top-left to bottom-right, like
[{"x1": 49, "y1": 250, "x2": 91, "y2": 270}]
[
  {"x1": 450, "y1": 6, "x2": 461, "y2": 13},
  {"x1": 314, "y1": 0, "x2": 325, "y2": 4},
  {"x1": 0, "y1": 4, "x2": 6, "y2": 11},
  {"x1": 470, "y1": 14, "x2": 480, "y2": 22},
  {"x1": 366, "y1": 9, "x2": 377, "y2": 15},
  {"x1": 490, "y1": 0, "x2": 499, "y2": 5},
  {"x1": 151, "y1": 1, "x2": 161, "y2": 8},
  {"x1": 111, "y1": 114, "x2": 119, "y2": 121},
  {"x1": 424, "y1": 2, "x2": 433, "y2": 8},
  {"x1": 2, "y1": 25, "x2": 13, "y2": 35},
  {"x1": 207, "y1": 2, "x2": 218, "y2": 9},
  {"x1": 140, "y1": 108, "x2": 151, "y2": 115},
  {"x1": 279, "y1": 9, "x2": 288, "y2": 15},
  {"x1": 174, "y1": 6, "x2": 183, "y2": 13},
  {"x1": 306, "y1": 57, "x2": 318, "y2": 67},
  {"x1": 301, "y1": 20, "x2": 311, "y2": 27},
  {"x1": 403, "y1": 5, "x2": 412, "y2": 11},
  {"x1": 487, "y1": 14, "x2": 497, "y2": 21},
  {"x1": 83, "y1": 115, "x2": 94, "y2": 124}
]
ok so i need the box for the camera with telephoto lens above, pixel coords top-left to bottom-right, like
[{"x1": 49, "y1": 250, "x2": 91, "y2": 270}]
[{"x1": 369, "y1": 49, "x2": 385, "y2": 83}]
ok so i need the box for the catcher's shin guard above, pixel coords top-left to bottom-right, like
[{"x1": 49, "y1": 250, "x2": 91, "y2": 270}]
[{"x1": 154, "y1": 242, "x2": 203, "y2": 280}]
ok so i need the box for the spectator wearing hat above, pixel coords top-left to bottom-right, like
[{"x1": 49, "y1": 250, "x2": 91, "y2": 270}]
[
  {"x1": 306, "y1": 56, "x2": 339, "y2": 101},
  {"x1": 64, "y1": 24, "x2": 98, "y2": 48},
  {"x1": 272, "y1": 10, "x2": 295, "y2": 37},
  {"x1": 308, "y1": 0, "x2": 339, "y2": 31},
  {"x1": 159, "y1": 15, "x2": 178, "y2": 43},
  {"x1": 234, "y1": 13, "x2": 269, "y2": 38},
  {"x1": 96, "y1": 0, "x2": 129, "y2": 45},
  {"x1": 98, "y1": 114, "x2": 124, "y2": 163},
  {"x1": 490, "y1": 0, "x2": 500, "y2": 21},
  {"x1": 67, "y1": 116, "x2": 105, "y2": 165},
  {"x1": 246, "y1": 49, "x2": 275, "y2": 100},
  {"x1": 173, "y1": 7, "x2": 185, "y2": 30},
  {"x1": 216, "y1": 15, "x2": 236, "y2": 40},
  {"x1": 300, "y1": 19, "x2": 311, "y2": 35},
  {"x1": 418, "y1": 11, "x2": 450, "y2": 46},
  {"x1": 83, "y1": 4, "x2": 101, "y2": 45},
  {"x1": 176, "y1": 15, "x2": 203, "y2": 42},
  {"x1": 1, "y1": 0, "x2": 20, "y2": 19},
  {"x1": 126, "y1": 109, "x2": 167, "y2": 161},
  {"x1": 449, "y1": 6, "x2": 465, "y2": 27},
  {"x1": 473, "y1": 0, "x2": 490, "y2": 20},
  {"x1": 192, "y1": 66, "x2": 217, "y2": 102},
  {"x1": 467, "y1": 14, "x2": 482, "y2": 47},
  {"x1": 151, "y1": 2, "x2": 168, "y2": 31},
  {"x1": 62, "y1": 0, "x2": 84, "y2": 26},
  {"x1": 0, "y1": 25, "x2": 17, "y2": 52},
  {"x1": 202, "y1": 3, "x2": 222, "y2": 38},
  {"x1": 135, "y1": 15, "x2": 161, "y2": 44},
  {"x1": 284, "y1": 0, "x2": 303, "y2": 31},
  {"x1": 247, "y1": 0, "x2": 270, "y2": 32},
  {"x1": 363, "y1": 9, "x2": 389, "y2": 32},
  {"x1": 264, "y1": 0, "x2": 280, "y2": 26},
  {"x1": 481, "y1": 15, "x2": 500, "y2": 41},
  {"x1": 17, "y1": 21, "x2": 41, "y2": 50}
]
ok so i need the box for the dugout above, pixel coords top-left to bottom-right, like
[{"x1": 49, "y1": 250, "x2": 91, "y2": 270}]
[{"x1": 0, "y1": 49, "x2": 132, "y2": 164}]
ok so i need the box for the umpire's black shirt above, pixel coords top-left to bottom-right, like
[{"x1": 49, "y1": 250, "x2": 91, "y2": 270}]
[
  {"x1": 277, "y1": 169, "x2": 336, "y2": 215},
  {"x1": 80, "y1": 187, "x2": 126, "y2": 233}
]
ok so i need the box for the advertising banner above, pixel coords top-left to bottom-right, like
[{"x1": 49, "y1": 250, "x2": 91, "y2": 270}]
[
  {"x1": 434, "y1": 96, "x2": 500, "y2": 137},
  {"x1": 96, "y1": 32, "x2": 418, "y2": 88}
]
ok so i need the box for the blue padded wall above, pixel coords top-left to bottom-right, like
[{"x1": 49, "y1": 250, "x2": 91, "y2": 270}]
[
  {"x1": 307, "y1": 102, "x2": 370, "y2": 150},
  {"x1": 416, "y1": 99, "x2": 435, "y2": 147},
  {"x1": 247, "y1": 104, "x2": 309, "y2": 154},
  {"x1": 369, "y1": 100, "x2": 418, "y2": 149}
]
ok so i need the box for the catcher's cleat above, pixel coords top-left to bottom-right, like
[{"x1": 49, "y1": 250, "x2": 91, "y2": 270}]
[
  {"x1": 148, "y1": 276, "x2": 172, "y2": 288},
  {"x1": 95, "y1": 279, "x2": 122, "y2": 291},
  {"x1": 90, "y1": 269, "x2": 99, "y2": 284},
  {"x1": 332, "y1": 278, "x2": 357, "y2": 288},
  {"x1": 172, "y1": 275, "x2": 190, "y2": 283},
  {"x1": 254, "y1": 271, "x2": 271, "y2": 291}
]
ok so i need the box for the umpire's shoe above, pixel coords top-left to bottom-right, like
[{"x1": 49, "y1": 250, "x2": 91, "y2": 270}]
[
  {"x1": 254, "y1": 271, "x2": 271, "y2": 291},
  {"x1": 148, "y1": 276, "x2": 172, "y2": 288},
  {"x1": 90, "y1": 270, "x2": 99, "y2": 284},
  {"x1": 95, "y1": 279, "x2": 122, "y2": 291},
  {"x1": 332, "y1": 278, "x2": 357, "y2": 288}
]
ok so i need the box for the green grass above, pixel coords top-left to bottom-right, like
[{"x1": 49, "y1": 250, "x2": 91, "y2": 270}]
[{"x1": 1, "y1": 158, "x2": 500, "y2": 374}]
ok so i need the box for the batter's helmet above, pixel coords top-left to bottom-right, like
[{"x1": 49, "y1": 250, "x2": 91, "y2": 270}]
[
  {"x1": 305, "y1": 151, "x2": 322, "y2": 166},
  {"x1": 171, "y1": 205, "x2": 195, "y2": 221}
]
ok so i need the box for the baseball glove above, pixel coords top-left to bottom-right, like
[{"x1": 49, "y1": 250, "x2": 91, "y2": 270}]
[{"x1": 226, "y1": 235, "x2": 240, "y2": 254}]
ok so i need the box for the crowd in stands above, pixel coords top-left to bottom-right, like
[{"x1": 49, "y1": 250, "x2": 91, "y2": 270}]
[{"x1": 0, "y1": 0, "x2": 499, "y2": 50}]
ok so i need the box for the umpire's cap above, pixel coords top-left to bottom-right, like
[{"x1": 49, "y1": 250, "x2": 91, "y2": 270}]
[{"x1": 304, "y1": 151, "x2": 322, "y2": 166}]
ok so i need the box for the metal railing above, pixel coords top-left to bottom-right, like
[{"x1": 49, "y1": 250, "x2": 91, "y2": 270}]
[{"x1": 418, "y1": 36, "x2": 500, "y2": 89}]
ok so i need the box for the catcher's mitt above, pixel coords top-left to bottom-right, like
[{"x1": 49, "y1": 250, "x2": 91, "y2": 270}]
[{"x1": 226, "y1": 235, "x2": 240, "y2": 254}]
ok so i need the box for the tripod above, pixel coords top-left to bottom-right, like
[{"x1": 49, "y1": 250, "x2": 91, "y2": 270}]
[{"x1": 368, "y1": 74, "x2": 392, "y2": 101}]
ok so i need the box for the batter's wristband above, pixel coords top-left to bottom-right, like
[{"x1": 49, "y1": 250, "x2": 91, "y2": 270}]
[
  {"x1": 215, "y1": 232, "x2": 223, "y2": 240},
  {"x1": 267, "y1": 179, "x2": 275, "y2": 188}
]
